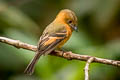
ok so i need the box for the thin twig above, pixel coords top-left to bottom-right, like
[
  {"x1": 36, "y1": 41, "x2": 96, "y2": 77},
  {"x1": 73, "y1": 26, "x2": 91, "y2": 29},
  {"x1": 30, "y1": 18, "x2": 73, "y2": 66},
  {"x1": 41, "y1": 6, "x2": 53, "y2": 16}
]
[
  {"x1": 84, "y1": 57, "x2": 94, "y2": 80},
  {"x1": 0, "y1": 36, "x2": 120, "y2": 67}
]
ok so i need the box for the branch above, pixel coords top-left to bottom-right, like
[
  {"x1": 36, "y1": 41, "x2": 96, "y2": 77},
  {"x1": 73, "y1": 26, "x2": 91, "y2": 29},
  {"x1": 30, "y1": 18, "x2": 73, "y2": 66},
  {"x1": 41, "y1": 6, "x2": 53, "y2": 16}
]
[
  {"x1": 0, "y1": 36, "x2": 120, "y2": 67},
  {"x1": 84, "y1": 57, "x2": 94, "y2": 80}
]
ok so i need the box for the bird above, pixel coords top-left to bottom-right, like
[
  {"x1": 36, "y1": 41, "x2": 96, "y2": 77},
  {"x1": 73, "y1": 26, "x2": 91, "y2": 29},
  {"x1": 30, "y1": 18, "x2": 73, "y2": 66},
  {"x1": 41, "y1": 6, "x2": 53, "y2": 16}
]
[{"x1": 24, "y1": 9, "x2": 78, "y2": 75}]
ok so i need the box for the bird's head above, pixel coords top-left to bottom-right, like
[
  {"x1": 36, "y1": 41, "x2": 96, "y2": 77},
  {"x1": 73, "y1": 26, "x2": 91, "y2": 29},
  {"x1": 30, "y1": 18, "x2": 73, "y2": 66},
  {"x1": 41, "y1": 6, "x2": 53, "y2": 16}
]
[{"x1": 56, "y1": 9, "x2": 78, "y2": 31}]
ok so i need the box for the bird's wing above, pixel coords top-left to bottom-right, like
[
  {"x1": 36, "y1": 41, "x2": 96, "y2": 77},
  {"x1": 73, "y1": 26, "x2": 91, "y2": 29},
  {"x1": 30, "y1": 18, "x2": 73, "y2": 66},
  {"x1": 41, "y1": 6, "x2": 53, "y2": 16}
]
[{"x1": 37, "y1": 30, "x2": 67, "y2": 56}]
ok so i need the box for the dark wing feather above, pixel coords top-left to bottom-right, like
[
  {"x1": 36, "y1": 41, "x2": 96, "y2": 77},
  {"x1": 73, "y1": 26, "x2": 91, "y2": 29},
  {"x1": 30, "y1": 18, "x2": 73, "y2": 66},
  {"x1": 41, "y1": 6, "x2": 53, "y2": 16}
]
[{"x1": 38, "y1": 30, "x2": 67, "y2": 54}]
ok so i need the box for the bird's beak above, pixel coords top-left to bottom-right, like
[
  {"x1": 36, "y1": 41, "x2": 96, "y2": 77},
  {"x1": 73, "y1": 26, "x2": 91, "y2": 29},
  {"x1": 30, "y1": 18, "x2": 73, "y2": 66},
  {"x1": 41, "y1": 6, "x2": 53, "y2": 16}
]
[
  {"x1": 74, "y1": 26, "x2": 78, "y2": 32},
  {"x1": 70, "y1": 24, "x2": 78, "y2": 32}
]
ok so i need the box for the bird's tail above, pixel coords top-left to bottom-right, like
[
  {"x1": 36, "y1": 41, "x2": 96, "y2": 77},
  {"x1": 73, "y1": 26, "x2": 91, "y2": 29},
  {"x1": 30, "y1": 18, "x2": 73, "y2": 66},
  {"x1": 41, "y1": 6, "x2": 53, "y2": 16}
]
[{"x1": 24, "y1": 52, "x2": 42, "y2": 75}]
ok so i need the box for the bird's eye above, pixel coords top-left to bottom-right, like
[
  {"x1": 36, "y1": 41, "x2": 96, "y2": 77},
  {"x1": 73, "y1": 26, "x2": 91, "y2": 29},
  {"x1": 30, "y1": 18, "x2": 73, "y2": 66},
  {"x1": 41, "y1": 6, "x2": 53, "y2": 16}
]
[{"x1": 68, "y1": 20, "x2": 72, "y2": 23}]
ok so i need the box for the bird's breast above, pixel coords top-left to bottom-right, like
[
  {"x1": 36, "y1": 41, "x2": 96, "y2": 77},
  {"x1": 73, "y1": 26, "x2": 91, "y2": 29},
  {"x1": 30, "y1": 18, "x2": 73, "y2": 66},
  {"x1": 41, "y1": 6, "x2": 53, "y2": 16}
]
[{"x1": 57, "y1": 25, "x2": 72, "y2": 48}]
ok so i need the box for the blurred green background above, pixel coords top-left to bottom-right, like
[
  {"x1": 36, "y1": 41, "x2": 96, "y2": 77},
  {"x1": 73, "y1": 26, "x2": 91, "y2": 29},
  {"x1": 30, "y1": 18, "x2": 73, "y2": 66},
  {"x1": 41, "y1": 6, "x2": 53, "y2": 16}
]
[{"x1": 0, "y1": 0, "x2": 120, "y2": 80}]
